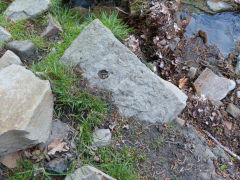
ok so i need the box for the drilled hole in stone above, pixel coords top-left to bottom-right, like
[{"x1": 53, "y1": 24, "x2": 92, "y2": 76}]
[{"x1": 98, "y1": 70, "x2": 109, "y2": 79}]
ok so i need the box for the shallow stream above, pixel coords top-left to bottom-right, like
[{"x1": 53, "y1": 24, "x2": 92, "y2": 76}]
[{"x1": 182, "y1": 5, "x2": 240, "y2": 56}]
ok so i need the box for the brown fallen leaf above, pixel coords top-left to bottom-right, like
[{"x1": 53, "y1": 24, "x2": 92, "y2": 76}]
[
  {"x1": 179, "y1": 77, "x2": 188, "y2": 89},
  {"x1": 47, "y1": 137, "x2": 69, "y2": 155},
  {"x1": 0, "y1": 152, "x2": 21, "y2": 168}
]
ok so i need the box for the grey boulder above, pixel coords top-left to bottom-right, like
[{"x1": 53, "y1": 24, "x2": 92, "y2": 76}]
[
  {"x1": 0, "y1": 65, "x2": 53, "y2": 156},
  {"x1": 6, "y1": 40, "x2": 36, "y2": 63},
  {"x1": 5, "y1": 0, "x2": 51, "y2": 21},
  {"x1": 0, "y1": 50, "x2": 22, "y2": 71},
  {"x1": 65, "y1": 165, "x2": 116, "y2": 180},
  {"x1": 60, "y1": 19, "x2": 187, "y2": 123}
]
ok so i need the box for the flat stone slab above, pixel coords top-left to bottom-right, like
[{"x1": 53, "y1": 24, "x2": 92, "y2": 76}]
[
  {"x1": 60, "y1": 19, "x2": 187, "y2": 123},
  {"x1": 194, "y1": 68, "x2": 236, "y2": 101},
  {"x1": 0, "y1": 50, "x2": 22, "y2": 71},
  {"x1": 0, "y1": 65, "x2": 53, "y2": 156},
  {"x1": 5, "y1": 0, "x2": 51, "y2": 21}
]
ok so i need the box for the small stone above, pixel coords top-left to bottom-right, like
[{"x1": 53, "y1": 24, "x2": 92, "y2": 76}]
[
  {"x1": 188, "y1": 67, "x2": 198, "y2": 79},
  {"x1": 0, "y1": 26, "x2": 11, "y2": 48},
  {"x1": 194, "y1": 68, "x2": 236, "y2": 101},
  {"x1": 65, "y1": 165, "x2": 116, "y2": 180},
  {"x1": 235, "y1": 57, "x2": 240, "y2": 75},
  {"x1": 175, "y1": 118, "x2": 185, "y2": 126},
  {"x1": 6, "y1": 40, "x2": 36, "y2": 63},
  {"x1": 92, "y1": 129, "x2": 111, "y2": 147},
  {"x1": 226, "y1": 103, "x2": 240, "y2": 118},
  {"x1": 0, "y1": 50, "x2": 22, "y2": 71},
  {"x1": 207, "y1": 0, "x2": 233, "y2": 12},
  {"x1": 223, "y1": 120, "x2": 232, "y2": 131},
  {"x1": 237, "y1": 91, "x2": 240, "y2": 98},
  {"x1": 45, "y1": 120, "x2": 70, "y2": 146},
  {"x1": 5, "y1": 0, "x2": 51, "y2": 21},
  {"x1": 46, "y1": 158, "x2": 67, "y2": 174},
  {"x1": 41, "y1": 14, "x2": 63, "y2": 38}
]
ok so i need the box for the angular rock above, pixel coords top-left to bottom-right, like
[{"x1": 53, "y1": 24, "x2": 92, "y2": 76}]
[
  {"x1": 46, "y1": 120, "x2": 70, "y2": 146},
  {"x1": 6, "y1": 40, "x2": 36, "y2": 62},
  {"x1": 194, "y1": 68, "x2": 235, "y2": 101},
  {"x1": 0, "y1": 50, "x2": 22, "y2": 71},
  {"x1": 207, "y1": 0, "x2": 233, "y2": 12},
  {"x1": 0, "y1": 65, "x2": 53, "y2": 156},
  {"x1": 5, "y1": 0, "x2": 51, "y2": 21},
  {"x1": 93, "y1": 129, "x2": 111, "y2": 147},
  {"x1": 41, "y1": 14, "x2": 63, "y2": 38},
  {"x1": 60, "y1": 19, "x2": 187, "y2": 123},
  {"x1": 65, "y1": 165, "x2": 116, "y2": 180},
  {"x1": 0, "y1": 26, "x2": 11, "y2": 48},
  {"x1": 46, "y1": 158, "x2": 67, "y2": 174},
  {"x1": 226, "y1": 103, "x2": 240, "y2": 118},
  {"x1": 0, "y1": 151, "x2": 21, "y2": 168}
]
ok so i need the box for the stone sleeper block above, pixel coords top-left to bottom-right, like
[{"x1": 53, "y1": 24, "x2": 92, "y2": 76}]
[
  {"x1": 60, "y1": 19, "x2": 187, "y2": 123},
  {"x1": 0, "y1": 65, "x2": 53, "y2": 156}
]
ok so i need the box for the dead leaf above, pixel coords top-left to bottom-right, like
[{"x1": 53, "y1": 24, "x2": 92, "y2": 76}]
[
  {"x1": 0, "y1": 152, "x2": 21, "y2": 168},
  {"x1": 179, "y1": 77, "x2": 188, "y2": 89},
  {"x1": 47, "y1": 137, "x2": 69, "y2": 155}
]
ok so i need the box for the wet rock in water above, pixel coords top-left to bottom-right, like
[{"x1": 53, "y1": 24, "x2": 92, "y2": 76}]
[
  {"x1": 6, "y1": 40, "x2": 36, "y2": 63},
  {"x1": 194, "y1": 68, "x2": 235, "y2": 101},
  {"x1": 185, "y1": 11, "x2": 240, "y2": 56},
  {"x1": 5, "y1": 0, "x2": 51, "y2": 21},
  {"x1": 0, "y1": 65, "x2": 53, "y2": 156},
  {"x1": 46, "y1": 158, "x2": 68, "y2": 174},
  {"x1": 0, "y1": 50, "x2": 22, "y2": 71},
  {"x1": 226, "y1": 103, "x2": 240, "y2": 118},
  {"x1": 0, "y1": 26, "x2": 11, "y2": 49},
  {"x1": 41, "y1": 14, "x2": 63, "y2": 38},
  {"x1": 60, "y1": 19, "x2": 187, "y2": 123},
  {"x1": 235, "y1": 56, "x2": 240, "y2": 74},
  {"x1": 65, "y1": 165, "x2": 116, "y2": 180},
  {"x1": 92, "y1": 129, "x2": 111, "y2": 147},
  {"x1": 207, "y1": 0, "x2": 233, "y2": 12}
]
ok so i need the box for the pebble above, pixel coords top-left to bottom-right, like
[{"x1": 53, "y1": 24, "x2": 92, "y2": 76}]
[{"x1": 226, "y1": 103, "x2": 240, "y2": 118}]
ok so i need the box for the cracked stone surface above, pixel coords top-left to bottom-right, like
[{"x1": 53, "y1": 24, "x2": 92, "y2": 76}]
[
  {"x1": 5, "y1": 0, "x2": 51, "y2": 21},
  {"x1": 60, "y1": 19, "x2": 187, "y2": 123}
]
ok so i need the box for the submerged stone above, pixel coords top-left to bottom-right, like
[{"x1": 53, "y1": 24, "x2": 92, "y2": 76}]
[{"x1": 60, "y1": 19, "x2": 187, "y2": 123}]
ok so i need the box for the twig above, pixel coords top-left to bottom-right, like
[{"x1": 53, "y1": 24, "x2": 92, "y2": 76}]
[
  {"x1": 115, "y1": 7, "x2": 129, "y2": 15},
  {"x1": 203, "y1": 130, "x2": 240, "y2": 161}
]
